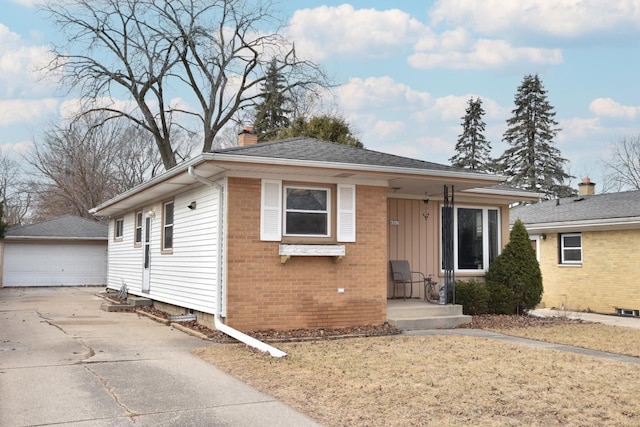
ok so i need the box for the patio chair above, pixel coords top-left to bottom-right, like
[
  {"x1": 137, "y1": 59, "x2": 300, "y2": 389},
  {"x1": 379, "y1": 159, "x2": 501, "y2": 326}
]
[{"x1": 390, "y1": 260, "x2": 426, "y2": 300}]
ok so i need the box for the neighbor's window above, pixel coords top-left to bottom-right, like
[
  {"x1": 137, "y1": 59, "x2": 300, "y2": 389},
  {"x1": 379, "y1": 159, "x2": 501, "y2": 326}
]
[
  {"x1": 442, "y1": 206, "x2": 500, "y2": 271},
  {"x1": 284, "y1": 186, "x2": 330, "y2": 237},
  {"x1": 115, "y1": 217, "x2": 124, "y2": 240},
  {"x1": 134, "y1": 211, "x2": 143, "y2": 245},
  {"x1": 560, "y1": 233, "x2": 582, "y2": 264},
  {"x1": 163, "y1": 201, "x2": 174, "y2": 250}
]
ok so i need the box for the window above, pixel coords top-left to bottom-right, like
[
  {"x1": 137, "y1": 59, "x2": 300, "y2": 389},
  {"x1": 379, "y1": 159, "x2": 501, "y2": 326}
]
[
  {"x1": 134, "y1": 211, "x2": 143, "y2": 245},
  {"x1": 560, "y1": 233, "x2": 582, "y2": 264},
  {"x1": 284, "y1": 186, "x2": 330, "y2": 237},
  {"x1": 442, "y1": 206, "x2": 500, "y2": 271},
  {"x1": 260, "y1": 180, "x2": 356, "y2": 243},
  {"x1": 114, "y1": 217, "x2": 124, "y2": 240},
  {"x1": 163, "y1": 201, "x2": 174, "y2": 250}
]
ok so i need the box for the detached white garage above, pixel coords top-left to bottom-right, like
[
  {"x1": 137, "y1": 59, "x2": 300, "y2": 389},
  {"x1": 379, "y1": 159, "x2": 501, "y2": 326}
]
[{"x1": 0, "y1": 215, "x2": 107, "y2": 287}]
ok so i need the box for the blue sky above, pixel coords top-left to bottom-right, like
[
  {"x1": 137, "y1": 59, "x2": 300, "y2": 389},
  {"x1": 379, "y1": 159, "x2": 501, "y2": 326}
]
[{"x1": 3, "y1": 0, "x2": 640, "y2": 192}]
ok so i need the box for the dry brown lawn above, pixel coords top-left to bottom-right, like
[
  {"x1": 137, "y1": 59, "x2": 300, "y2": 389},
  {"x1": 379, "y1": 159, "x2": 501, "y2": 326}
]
[{"x1": 193, "y1": 323, "x2": 640, "y2": 426}]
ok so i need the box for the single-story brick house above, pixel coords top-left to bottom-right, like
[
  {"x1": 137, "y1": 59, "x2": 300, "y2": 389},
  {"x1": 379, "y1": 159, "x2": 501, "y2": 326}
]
[
  {"x1": 0, "y1": 215, "x2": 107, "y2": 287},
  {"x1": 90, "y1": 129, "x2": 535, "y2": 332},
  {"x1": 511, "y1": 178, "x2": 640, "y2": 316}
]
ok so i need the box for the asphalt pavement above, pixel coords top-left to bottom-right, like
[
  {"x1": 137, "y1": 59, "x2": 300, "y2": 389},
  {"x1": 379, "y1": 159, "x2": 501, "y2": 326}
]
[{"x1": 0, "y1": 286, "x2": 321, "y2": 427}]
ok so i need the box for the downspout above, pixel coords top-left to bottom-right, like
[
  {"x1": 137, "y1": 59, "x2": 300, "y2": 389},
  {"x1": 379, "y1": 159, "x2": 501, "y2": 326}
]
[{"x1": 188, "y1": 166, "x2": 287, "y2": 358}]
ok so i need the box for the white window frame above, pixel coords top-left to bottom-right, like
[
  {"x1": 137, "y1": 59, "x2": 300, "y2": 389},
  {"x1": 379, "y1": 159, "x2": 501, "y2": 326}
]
[
  {"x1": 260, "y1": 180, "x2": 356, "y2": 243},
  {"x1": 162, "y1": 200, "x2": 174, "y2": 251},
  {"x1": 441, "y1": 205, "x2": 501, "y2": 273},
  {"x1": 134, "y1": 211, "x2": 143, "y2": 245},
  {"x1": 560, "y1": 233, "x2": 582, "y2": 264},
  {"x1": 283, "y1": 185, "x2": 331, "y2": 238},
  {"x1": 114, "y1": 217, "x2": 124, "y2": 240}
]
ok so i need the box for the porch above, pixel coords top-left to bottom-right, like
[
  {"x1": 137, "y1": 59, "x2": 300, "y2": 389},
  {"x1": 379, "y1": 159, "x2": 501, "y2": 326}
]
[{"x1": 386, "y1": 299, "x2": 471, "y2": 330}]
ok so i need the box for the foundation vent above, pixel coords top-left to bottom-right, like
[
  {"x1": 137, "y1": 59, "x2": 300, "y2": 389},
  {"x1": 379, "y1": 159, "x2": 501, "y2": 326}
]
[{"x1": 616, "y1": 308, "x2": 640, "y2": 317}]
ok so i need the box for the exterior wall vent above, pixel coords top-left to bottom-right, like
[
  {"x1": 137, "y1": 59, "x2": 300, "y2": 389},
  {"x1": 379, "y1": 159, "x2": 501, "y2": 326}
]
[{"x1": 615, "y1": 308, "x2": 640, "y2": 317}]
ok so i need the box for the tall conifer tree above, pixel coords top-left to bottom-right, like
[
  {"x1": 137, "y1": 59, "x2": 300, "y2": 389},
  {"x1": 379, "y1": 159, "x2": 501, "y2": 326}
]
[
  {"x1": 450, "y1": 97, "x2": 492, "y2": 171},
  {"x1": 496, "y1": 74, "x2": 574, "y2": 198},
  {"x1": 254, "y1": 59, "x2": 291, "y2": 141}
]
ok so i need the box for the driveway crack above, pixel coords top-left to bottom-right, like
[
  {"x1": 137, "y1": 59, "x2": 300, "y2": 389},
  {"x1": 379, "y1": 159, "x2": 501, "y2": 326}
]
[{"x1": 83, "y1": 364, "x2": 139, "y2": 422}]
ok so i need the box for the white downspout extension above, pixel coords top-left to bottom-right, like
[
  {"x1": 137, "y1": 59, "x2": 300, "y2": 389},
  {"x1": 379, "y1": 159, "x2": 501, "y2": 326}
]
[{"x1": 188, "y1": 166, "x2": 287, "y2": 358}]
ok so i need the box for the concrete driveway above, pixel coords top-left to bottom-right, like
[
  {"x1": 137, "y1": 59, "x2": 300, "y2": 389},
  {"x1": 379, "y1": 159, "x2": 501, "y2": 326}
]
[{"x1": 0, "y1": 287, "x2": 321, "y2": 427}]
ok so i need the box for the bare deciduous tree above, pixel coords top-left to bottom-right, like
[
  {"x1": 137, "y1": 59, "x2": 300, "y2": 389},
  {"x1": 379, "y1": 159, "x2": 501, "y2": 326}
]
[
  {"x1": 27, "y1": 113, "x2": 186, "y2": 219},
  {"x1": 42, "y1": 0, "x2": 328, "y2": 170},
  {"x1": 0, "y1": 153, "x2": 30, "y2": 226},
  {"x1": 603, "y1": 135, "x2": 640, "y2": 191}
]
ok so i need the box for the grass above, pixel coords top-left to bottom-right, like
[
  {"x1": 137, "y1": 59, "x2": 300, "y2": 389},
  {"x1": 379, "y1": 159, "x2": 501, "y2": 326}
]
[{"x1": 193, "y1": 322, "x2": 640, "y2": 426}]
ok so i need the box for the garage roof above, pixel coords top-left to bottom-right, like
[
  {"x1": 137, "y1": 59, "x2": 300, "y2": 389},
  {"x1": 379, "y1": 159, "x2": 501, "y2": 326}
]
[{"x1": 5, "y1": 215, "x2": 107, "y2": 240}]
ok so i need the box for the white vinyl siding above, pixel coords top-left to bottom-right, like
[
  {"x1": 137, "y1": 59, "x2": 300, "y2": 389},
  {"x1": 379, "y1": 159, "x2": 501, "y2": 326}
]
[{"x1": 106, "y1": 184, "x2": 223, "y2": 314}]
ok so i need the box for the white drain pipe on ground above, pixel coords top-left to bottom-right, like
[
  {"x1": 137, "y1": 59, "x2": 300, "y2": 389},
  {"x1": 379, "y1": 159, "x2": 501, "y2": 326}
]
[{"x1": 188, "y1": 166, "x2": 287, "y2": 358}]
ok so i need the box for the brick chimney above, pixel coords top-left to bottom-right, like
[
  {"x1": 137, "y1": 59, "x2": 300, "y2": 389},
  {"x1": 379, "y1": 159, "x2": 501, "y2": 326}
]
[
  {"x1": 238, "y1": 125, "x2": 258, "y2": 147},
  {"x1": 578, "y1": 177, "x2": 596, "y2": 196}
]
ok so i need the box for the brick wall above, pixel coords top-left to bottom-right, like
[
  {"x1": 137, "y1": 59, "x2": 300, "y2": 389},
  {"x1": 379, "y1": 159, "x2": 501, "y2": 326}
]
[
  {"x1": 539, "y1": 230, "x2": 640, "y2": 314},
  {"x1": 225, "y1": 177, "x2": 388, "y2": 331}
]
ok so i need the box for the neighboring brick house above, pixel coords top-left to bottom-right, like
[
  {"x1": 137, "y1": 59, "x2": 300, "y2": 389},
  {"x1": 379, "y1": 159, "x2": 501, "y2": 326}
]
[
  {"x1": 511, "y1": 179, "x2": 640, "y2": 316},
  {"x1": 91, "y1": 128, "x2": 533, "y2": 332}
]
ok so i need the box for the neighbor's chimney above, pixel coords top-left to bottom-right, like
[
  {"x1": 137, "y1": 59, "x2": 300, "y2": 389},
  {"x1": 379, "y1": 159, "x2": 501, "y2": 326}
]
[
  {"x1": 238, "y1": 125, "x2": 258, "y2": 147},
  {"x1": 578, "y1": 177, "x2": 596, "y2": 196}
]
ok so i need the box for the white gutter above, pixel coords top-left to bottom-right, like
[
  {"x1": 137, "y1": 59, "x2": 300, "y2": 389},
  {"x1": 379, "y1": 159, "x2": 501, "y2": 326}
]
[{"x1": 187, "y1": 165, "x2": 287, "y2": 358}]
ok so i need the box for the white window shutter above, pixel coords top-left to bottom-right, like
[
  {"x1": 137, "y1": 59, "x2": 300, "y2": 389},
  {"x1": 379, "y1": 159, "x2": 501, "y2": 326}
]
[
  {"x1": 260, "y1": 179, "x2": 282, "y2": 241},
  {"x1": 337, "y1": 184, "x2": 356, "y2": 242}
]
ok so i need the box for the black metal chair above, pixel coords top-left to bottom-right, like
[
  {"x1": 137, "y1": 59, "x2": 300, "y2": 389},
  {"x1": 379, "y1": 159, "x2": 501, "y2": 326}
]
[{"x1": 390, "y1": 260, "x2": 426, "y2": 300}]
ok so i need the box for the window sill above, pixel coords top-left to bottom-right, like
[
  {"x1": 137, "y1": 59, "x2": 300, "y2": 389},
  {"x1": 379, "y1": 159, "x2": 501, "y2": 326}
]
[
  {"x1": 557, "y1": 263, "x2": 582, "y2": 267},
  {"x1": 278, "y1": 244, "x2": 346, "y2": 264}
]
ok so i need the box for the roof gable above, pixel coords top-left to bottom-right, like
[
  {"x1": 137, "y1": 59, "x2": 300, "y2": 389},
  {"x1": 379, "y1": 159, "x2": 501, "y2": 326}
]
[{"x1": 5, "y1": 215, "x2": 108, "y2": 240}]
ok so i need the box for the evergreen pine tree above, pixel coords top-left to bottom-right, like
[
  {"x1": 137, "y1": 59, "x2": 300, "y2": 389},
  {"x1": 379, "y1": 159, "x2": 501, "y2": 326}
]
[
  {"x1": 450, "y1": 97, "x2": 492, "y2": 171},
  {"x1": 485, "y1": 219, "x2": 543, "y2": 314},
  {"x1": 496, "y1": 74, "x2": 574, "y2": 198},
  {"x1": 253, "y1": 59, "x2": 291, "y2": 141}
]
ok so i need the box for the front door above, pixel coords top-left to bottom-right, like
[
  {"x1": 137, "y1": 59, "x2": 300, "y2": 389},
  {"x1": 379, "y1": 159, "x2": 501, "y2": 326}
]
[{"x1": 142, "y1": 216, "x2": 151, "y2": 293}]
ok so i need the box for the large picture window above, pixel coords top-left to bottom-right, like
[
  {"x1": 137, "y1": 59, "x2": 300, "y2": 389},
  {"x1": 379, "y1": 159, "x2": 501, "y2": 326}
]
[
  {"x1": 284, "y1": 186, "x2": 330, "y2": 237},
  {"x1": 442, "y1": 206, "x2": 500, "y2": 272},
  {"x1": 560, "y1": 233, "x2": 582, "y2": 264}
]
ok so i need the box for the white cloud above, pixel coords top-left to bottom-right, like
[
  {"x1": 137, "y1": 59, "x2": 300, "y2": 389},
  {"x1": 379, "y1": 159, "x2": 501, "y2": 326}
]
[
  {"x1": 335, "y1": 76, "x2": 431, "y2": 111},
  {"x1": 557, "y1": 117, "x2": 603, "y2": 142},
  {"x1": 372, "y1": 120, "x2": 405, "y2": 140},
  {"x1": 0, "y1": 23, "x2": 54, "y2": 96},
  {"x1": 430, "y1": 0, "x2": 640, "y2": 39},
  {"x1": 288, "y1": 4, "x2": 425, "y2": 61},
  {"x1": 589, "y1": 98, "x2": 640, "y2": 119},
  {"x1": 0, "y1": 98, "x2": 58, "y2": 126},
  {"x1": 59, "y1": 97, "x2": 142, "y2": 120},
  {"x1": 409, "y1": 34, "x2": 563, "y2": 70}
]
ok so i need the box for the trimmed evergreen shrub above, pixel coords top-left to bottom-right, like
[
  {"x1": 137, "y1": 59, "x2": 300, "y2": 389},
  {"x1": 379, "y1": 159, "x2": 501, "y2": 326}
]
[
  {"x1": 485, "y1": 219, "x2": 543, "y2": 314},
  {"x1": 455, "y1": 279, "x2": 490, "y2": 315}
]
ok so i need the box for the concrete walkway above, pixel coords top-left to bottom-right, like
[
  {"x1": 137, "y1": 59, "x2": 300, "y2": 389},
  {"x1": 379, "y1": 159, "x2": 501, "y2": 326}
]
[
  {"x1": 405, "y1": 308, "x2": 640, "y2": 365},
  {"x1": 0, "y1": 286, "x2": 321, "y2": 427}
]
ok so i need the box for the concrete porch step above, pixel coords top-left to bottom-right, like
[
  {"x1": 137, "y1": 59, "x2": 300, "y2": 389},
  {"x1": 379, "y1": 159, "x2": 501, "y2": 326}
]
[
  {"x1": 387, "y1": 299, "x2": 471, "y2": 330},
  {"x1": 127, "y1": 296, "x2": 152, "y2": 306},
  {"x1": 100, "y1": 302, "x2": 135, "y2": 312}
]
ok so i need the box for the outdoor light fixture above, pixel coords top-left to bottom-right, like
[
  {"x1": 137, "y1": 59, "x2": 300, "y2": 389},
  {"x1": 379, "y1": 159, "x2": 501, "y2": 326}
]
[
  {"x1": 188, "y1": 201, "x2": 197, "y2": 210},
  {"x1": 147, "y1": 210, "x2": 155, "y2": 218},
  {"x1": 540, "y1": 234, "x2": 547, "y2": 240}
]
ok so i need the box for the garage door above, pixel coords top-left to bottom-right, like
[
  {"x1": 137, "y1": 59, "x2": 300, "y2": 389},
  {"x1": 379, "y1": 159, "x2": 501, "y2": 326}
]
[{"x1": 2, "y1": 242, "x2": 107, "y2": 287}]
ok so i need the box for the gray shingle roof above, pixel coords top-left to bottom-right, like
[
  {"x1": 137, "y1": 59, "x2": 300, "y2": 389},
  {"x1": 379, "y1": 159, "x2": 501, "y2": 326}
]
[
  {"x1": 510, "y1": 190, "x2": 640, "y2": 225},
  {"x1": 5, "y1": 215, "x2": 108, "y2": 239},
  {"x1": 213, "y1": 137, "x2": 475, "y2": 173}
]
